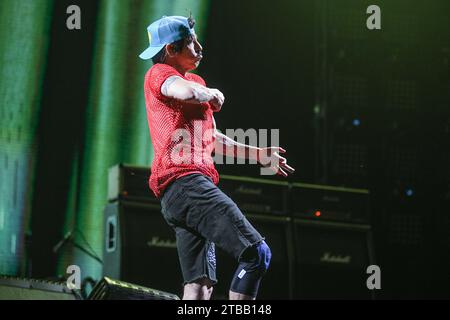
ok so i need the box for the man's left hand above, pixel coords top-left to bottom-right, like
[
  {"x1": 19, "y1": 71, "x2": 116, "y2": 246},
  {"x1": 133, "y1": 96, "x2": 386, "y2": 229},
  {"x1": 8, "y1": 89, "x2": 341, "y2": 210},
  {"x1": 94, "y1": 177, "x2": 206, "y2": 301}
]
[{"x1": 258, "y1": 147, "x2": 295, "y2": 177}]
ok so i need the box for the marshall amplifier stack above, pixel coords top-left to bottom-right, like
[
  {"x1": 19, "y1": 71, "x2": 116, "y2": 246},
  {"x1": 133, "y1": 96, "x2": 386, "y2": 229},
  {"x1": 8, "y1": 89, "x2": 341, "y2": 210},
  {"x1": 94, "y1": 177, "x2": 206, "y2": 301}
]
[
  {"x1": 104, "y1": 164, "x2": 182, "y2": 296},
  {"x1": 107, "y1": 164, "x2": 159, "y2": 204},
  {"x1": 104, "y1": 164, "x2": 374, "y2": 299},
  {"x1": 289, "y1": 182, "x2": 370, "y2": 224},
  {"x1": 218, "y1": 175, "x2": 288, "y2": 215},
  {"x1": 289, "y1": 182, "x2": 374, "y2": 299}
]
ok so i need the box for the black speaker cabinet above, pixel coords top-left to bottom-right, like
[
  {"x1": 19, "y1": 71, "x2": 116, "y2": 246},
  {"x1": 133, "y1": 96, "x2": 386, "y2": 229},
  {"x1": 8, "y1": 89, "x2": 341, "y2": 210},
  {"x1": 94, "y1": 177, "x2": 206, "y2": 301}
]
[
  {"x1": 103, "y1": 201, "x2": 183, "y2": 297},
  {"x1": 214, "y1": 213, "x2": 294, "y2": 300},
  {"x1": 293, "y1": 219, "x2": 375, "y2": 299}
]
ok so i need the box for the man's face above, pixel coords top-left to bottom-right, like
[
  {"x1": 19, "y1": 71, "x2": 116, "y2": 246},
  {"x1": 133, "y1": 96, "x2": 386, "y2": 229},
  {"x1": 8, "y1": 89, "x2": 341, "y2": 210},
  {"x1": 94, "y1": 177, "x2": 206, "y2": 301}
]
[{"x1": 172, "y1": 35, "x2": 203, "y2": 71}]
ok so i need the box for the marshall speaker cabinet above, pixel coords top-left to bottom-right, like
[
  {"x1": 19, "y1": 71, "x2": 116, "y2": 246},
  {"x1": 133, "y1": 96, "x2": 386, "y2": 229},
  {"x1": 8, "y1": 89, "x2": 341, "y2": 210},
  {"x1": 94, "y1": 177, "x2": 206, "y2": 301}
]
[
  {"x1": 293, "y1": 219, "x2": 375, "y2": 299},
  {"x1": 290, "y1": 182, "x2": 370, "y2": 224},
  {"x1": 218, "y1": 175, "x2": 289, "y2": 215},
  {"x1": 108, "y1": 164, "x2": 157, "y2": 204},
  {"x1": 103, "y1": 201, "x2": 183, "y2": 297}
]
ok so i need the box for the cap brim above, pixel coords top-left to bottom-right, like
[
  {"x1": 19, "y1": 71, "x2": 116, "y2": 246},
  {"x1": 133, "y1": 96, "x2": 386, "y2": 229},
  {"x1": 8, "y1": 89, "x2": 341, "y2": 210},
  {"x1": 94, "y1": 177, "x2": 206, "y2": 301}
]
[{"x1": 139, "y1": 45, "x2": 165, "y2": 60}]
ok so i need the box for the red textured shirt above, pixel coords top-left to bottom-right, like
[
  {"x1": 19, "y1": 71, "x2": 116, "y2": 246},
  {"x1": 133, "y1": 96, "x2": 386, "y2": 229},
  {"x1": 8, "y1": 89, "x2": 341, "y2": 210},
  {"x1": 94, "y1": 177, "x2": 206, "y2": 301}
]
[{"x1": 144, "y1": 63, "x2": 219, "y2": 198}]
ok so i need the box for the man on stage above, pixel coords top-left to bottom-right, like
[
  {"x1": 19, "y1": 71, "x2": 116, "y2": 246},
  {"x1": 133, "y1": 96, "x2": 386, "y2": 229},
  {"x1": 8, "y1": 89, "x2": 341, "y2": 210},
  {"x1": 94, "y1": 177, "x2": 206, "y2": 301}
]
[{"x1": 140, "y1": 15, "x2": 295, "y2": 300}]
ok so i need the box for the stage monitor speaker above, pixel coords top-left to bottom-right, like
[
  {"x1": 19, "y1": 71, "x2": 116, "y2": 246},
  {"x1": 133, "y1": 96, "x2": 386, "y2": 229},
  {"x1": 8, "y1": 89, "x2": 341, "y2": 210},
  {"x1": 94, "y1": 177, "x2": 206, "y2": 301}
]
[
  {"x1": 214, "y1": 213, "x2": 294, "y2": 300},
  {"x1": 88, "y1": 277, "x2": 179, "y2": 300},
  {"x1": 103, "y1": 201, "x2": 183, "y2": 297},
  {"x1": 293, "y1": 219, "x2": 375, "y2": 299},
  {"x1": 0, "y1": 276, "x2": 79, "y2": 300}
]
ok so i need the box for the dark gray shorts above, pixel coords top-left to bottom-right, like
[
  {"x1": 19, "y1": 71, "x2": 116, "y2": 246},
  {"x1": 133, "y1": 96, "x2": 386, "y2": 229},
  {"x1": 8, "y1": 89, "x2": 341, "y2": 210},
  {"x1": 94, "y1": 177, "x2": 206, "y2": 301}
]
[{"x1": 160, "y1": 173, "x2": 264, "y2": 285}]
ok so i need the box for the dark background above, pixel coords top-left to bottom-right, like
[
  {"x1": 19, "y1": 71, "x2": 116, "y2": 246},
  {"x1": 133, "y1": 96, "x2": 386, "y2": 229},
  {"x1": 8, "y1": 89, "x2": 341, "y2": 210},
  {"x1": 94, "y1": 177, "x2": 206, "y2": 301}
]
[
  {"x1": 200, "y1": 0, "x2": 450, "y2": 299},
  {"x1": 2, "y1": 0, "x2": 448, "y2": 299}
]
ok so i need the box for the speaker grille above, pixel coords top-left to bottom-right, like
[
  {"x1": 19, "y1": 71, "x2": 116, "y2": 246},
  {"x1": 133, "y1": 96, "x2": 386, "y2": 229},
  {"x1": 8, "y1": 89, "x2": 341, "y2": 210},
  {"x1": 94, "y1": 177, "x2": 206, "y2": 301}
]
[
  {"x1": 293, "y1": 219, "x2": 374, "y2": 299},
  {"x1": 103, "y1": 202, "x2": 183, "y2": 296}
]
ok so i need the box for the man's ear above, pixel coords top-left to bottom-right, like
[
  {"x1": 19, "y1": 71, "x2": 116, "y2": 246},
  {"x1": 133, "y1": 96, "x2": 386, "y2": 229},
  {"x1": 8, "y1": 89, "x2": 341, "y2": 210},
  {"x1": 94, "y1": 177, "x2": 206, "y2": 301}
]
[{"x1": 165, "y1": 44, "x2": 177, "y2": 57}]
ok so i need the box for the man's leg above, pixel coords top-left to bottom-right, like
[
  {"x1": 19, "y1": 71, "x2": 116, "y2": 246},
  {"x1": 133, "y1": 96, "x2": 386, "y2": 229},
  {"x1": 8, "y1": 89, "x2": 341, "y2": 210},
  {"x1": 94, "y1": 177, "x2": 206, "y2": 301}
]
[
  {"x1": 164, "y1": 174, "x2": 268, "y2": 299},
  {"x1": 174, "y1": 229, "x2": 217, "y2": 300},
  {"x1": 229, "y1": 291, "x2": 255, "y2": 300},
  {"x1": 183, "y1": 277, "x2": 214, "y2": 300},
  {"x1": 229, "y1": 241, "x2": 272, "y2": 300},
  {"x1": 160, "y1": 175, "x2": 218, "y2": 300}
]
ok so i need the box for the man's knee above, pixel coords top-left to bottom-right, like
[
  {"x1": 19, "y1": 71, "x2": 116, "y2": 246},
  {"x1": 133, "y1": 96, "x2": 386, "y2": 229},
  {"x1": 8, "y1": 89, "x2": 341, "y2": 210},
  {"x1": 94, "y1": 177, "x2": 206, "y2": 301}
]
[
  {"x1": 241, "y1": 240, "x2": 272, "y2": 275},
  {"x1": 229, "y1": 241, "x2": 272, "y2": 298},
  {"x1": 257, "y1": 241, "x2": 272, "y2": 274}
]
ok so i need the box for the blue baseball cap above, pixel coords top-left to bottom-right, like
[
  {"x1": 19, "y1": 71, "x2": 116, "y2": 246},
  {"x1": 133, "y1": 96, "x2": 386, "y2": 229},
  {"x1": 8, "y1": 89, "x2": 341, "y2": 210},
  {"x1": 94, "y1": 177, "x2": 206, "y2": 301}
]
[{"x1": 139, "y1": 15, "x2": 196, "y2": 60}]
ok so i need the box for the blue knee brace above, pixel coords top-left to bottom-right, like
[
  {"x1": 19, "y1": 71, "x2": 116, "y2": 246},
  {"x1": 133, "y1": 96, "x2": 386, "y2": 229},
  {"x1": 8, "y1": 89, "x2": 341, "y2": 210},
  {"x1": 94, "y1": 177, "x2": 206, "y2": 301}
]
[{"x1": 230, "y1": 241, "x2": 272, "y2": 297}]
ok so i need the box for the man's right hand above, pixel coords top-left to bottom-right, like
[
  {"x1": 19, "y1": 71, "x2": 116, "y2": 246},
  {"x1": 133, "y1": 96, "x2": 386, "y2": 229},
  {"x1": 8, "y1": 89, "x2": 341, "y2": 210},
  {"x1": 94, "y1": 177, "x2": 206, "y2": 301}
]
[
  {"x1": 209, "y1": 88, "x2": 225, "y2": 112},
  {"x1": 161, "y1": 75, "x2": 225, "y2": 112}
]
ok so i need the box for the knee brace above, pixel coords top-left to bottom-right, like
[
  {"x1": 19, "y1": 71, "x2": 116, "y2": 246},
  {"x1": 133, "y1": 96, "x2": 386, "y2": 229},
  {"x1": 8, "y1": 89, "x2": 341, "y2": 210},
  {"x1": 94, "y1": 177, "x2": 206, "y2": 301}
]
[{"x1": 230, "y1": 241, "x2": 272, "y2": 297}]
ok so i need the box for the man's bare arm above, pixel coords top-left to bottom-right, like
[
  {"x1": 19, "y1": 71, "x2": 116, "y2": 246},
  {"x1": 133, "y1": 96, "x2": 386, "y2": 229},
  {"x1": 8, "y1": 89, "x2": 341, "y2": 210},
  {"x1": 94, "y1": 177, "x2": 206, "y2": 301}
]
[
  {"x1": 161, "y1": 75, "x2": 224, "y2": 111},
  {"x1": 214, "y1": 130, "x2": 295, "y2": 177},
  {"x1": 214, "y1": 131, "x2": 261, "y2": 162}
]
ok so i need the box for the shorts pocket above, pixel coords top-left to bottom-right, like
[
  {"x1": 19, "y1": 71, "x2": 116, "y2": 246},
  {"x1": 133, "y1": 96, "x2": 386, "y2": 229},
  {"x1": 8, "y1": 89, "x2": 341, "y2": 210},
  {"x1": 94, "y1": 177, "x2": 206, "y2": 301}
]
[{"x1": 162, "y1": 184, "x2": 185, "y2": 209}]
